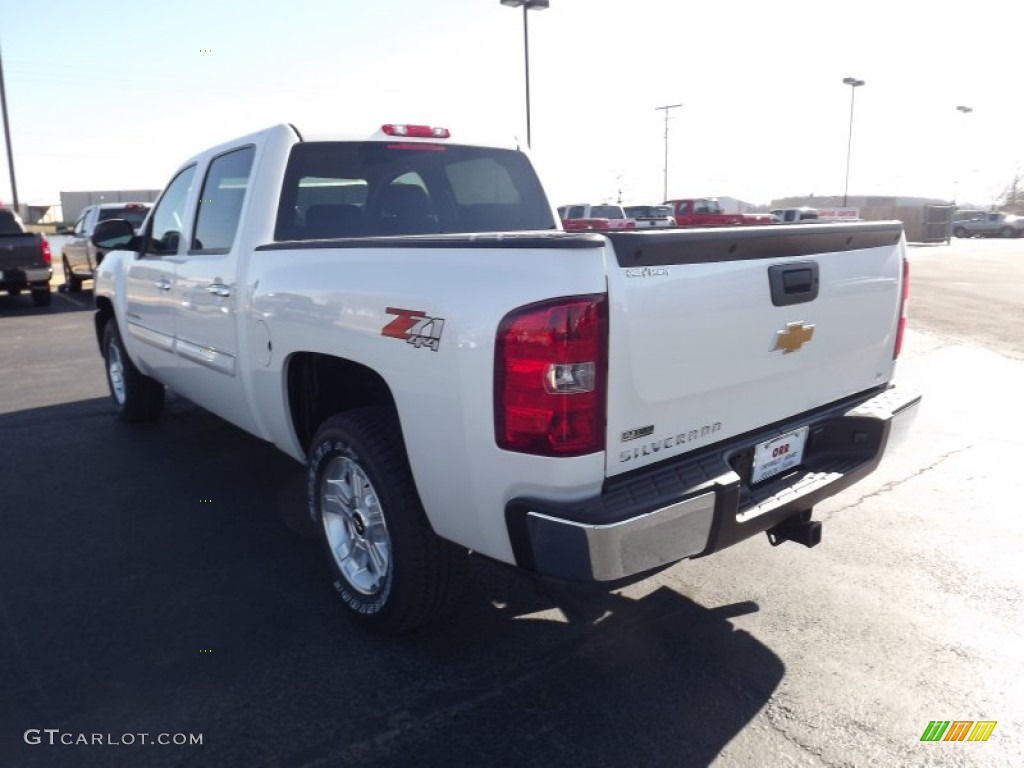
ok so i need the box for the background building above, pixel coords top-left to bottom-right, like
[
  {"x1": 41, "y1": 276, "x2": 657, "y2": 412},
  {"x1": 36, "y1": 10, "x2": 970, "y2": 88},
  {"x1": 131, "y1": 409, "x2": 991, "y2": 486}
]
[
  {"x1": 7, "y1": 202, "x2": 62, "y2": 225},
  {"x1": 770, "y1": 194, "x2": 956, "y2": 244},
  {"x1": 60, "y1": 189, "x2": 161, "y2": 225}
]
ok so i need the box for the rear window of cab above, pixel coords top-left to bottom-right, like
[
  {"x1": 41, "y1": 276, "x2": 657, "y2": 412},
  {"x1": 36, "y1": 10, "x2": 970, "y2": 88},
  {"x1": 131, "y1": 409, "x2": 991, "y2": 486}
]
[
  {"x1": 274, "y1": 142, "x2": 556, "y2": 240},
  {"x1": 98, "y1": 206, "x2": 150, "y2": 229}
]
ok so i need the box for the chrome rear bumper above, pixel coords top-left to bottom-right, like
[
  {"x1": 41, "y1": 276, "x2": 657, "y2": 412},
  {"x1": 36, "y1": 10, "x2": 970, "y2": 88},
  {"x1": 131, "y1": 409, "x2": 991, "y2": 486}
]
[{"x1": 507, "y1": 385, "x2": 921, "y2": 582}]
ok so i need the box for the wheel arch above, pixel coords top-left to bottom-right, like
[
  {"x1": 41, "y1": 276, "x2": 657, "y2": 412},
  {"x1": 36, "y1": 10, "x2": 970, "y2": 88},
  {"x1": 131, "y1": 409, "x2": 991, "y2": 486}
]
[
  {"x1": 285, "y1": 352, "x2": 400, "y2": 456},
  {"x1": 95, "y1": 297, "x2": 115, "y2": 353}
]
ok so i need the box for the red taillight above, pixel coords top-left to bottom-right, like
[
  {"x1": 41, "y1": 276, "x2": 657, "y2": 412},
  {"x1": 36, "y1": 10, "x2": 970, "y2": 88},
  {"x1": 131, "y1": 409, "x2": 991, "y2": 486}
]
[
  {"x1": 894, "y1": 257, "x2": 909, "y2": 359},
  {"x1": 382, "y1": 124, "x2": 450, "y2": 139},
  {"x1": 495, "y1": 295, "x2": 607, "y2": 457},
  {"x1": 40, "y1": 237, "x2": 51, "y2": 264}
]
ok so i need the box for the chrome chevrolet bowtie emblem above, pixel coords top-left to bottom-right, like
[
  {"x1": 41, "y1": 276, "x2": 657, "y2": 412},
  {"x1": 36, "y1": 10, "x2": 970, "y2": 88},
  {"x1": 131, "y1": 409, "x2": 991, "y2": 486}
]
[{"x1": 773, "y1": 321, "x2": 815, "y2": 354}]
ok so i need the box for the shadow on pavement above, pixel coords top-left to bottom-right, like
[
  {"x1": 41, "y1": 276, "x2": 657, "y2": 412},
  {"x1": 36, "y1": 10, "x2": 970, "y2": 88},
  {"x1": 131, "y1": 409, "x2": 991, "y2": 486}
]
[
  {"x1": 0, "y1": 287, "x2": 94, "y2": 316},
  {"x1": 0, "y1": 398, "x2": 784, "y2": 768}
]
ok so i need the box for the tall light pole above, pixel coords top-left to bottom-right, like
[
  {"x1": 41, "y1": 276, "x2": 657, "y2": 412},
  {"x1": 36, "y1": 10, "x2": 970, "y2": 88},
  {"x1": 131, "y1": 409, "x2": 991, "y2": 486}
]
[
  {"x1": 0, "y1": 44, "x2": 19, "y2": 212},
  {"x1": 655, "y1": 103, "x2": 682, "y2": 202},
  {"x1": 842, "y1": 76, "x2": 865, "y2": 207},
  {"x1": 953, "y1": 105, "x2": 973, "y2": 204},
  {"x1": 500, "y1": 0, "x2": 549, "y2": 148}
]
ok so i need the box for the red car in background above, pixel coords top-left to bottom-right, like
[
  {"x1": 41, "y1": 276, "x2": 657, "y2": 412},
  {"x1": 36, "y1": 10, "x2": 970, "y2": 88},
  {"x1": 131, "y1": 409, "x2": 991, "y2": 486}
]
[{"x1": 664, "y1": 198, "x2": 772, "y2": 227}]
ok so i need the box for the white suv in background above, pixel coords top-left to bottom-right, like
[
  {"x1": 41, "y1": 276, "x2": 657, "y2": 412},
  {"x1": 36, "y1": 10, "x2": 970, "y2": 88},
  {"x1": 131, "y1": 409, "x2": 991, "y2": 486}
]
[
  {"x1": 624, "y1": 205, "x2": 676, "y2": 228},
  {"x1": 558, "y1": 203, "x2": 635, "y2": 231}
]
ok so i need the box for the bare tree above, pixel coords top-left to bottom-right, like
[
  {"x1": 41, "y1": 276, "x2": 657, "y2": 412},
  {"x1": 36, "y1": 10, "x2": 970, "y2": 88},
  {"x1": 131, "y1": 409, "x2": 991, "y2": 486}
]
[{"x1": 998, "y1": 172, "x2": 1024, "y2": 214}]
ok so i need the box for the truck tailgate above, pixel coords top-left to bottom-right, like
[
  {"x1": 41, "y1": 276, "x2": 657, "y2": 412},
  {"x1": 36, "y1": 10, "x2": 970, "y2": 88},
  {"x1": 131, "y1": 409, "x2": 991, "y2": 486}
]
[
  {"x1": 0, "y1": 234, "x2": 45, "y2": 270},
  {"x1": 603, "y1": 222, "x2": 905, "y2": 478}
]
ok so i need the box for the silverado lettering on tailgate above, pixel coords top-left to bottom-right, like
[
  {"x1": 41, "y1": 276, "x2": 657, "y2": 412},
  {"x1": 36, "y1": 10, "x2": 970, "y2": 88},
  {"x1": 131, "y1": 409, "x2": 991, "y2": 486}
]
[{"x1": 619, "y1": 421, "x2": 722, "y2": 463}]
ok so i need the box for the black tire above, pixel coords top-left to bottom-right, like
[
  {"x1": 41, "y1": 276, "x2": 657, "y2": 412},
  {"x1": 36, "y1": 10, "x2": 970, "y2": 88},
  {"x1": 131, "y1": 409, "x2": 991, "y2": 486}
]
[
  {"x1": 31, "y1": 288, "x2": 51, "y2": 307},
  {"x1": 953, "y1": 226, "x2": 966, "y2": 238},
  {"x1": 7, "y1": 287, "x2": 21, "y2": 297},
  {"x1": 62, "y1": 257, "x2": 83, "y2": 293},
  {"x1": 308, "y1": 407, "x2": 468, "y2": 633},
  {"x1": 1001, "y1": 226, "x2": 1015, "y2": 239},
  {"x1": 101, "y1": 319, "x2": 165, "y2": 423}
]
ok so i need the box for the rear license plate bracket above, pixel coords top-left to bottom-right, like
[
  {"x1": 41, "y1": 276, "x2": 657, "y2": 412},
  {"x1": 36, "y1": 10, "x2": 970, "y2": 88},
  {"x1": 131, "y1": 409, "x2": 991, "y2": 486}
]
[{"x1": 751, "y1": 426, "x2": 808, "y2": 484}]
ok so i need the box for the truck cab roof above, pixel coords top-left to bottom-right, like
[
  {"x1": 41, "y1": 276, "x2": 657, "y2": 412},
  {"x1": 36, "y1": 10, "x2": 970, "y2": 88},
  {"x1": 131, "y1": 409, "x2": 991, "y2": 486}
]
[{"x1": 177, "y1": 124, "x2": 523, "y2": 171}]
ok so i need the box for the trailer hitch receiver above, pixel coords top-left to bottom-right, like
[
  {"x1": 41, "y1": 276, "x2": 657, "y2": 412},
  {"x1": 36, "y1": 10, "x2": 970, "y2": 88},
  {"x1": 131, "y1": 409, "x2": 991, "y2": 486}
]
[{"x1": 767, "y1": 513, "x2": 822, "y2": 548}]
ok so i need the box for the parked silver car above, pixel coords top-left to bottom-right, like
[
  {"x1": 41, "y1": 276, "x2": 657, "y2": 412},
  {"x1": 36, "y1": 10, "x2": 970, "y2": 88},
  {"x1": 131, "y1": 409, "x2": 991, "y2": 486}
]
[
  {"x1": 61, "y1": 203, "x2": 152, "y2": 291},
  {"x1": 951, "y1": 211, "x2": 1024, "y2": 238},
  {"x1": 771, "y1": 207, "x2": 820, "y2": 224}
]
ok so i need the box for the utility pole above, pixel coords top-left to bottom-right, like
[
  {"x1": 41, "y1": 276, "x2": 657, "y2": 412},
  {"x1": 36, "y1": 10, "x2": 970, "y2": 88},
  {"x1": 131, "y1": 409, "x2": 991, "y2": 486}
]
[
  {"x1": 655, "y1": 103, "x2": 682, "y2": 202},
  {"x1": 0, "y1": 44, "x2": 20, "y2": 211}
]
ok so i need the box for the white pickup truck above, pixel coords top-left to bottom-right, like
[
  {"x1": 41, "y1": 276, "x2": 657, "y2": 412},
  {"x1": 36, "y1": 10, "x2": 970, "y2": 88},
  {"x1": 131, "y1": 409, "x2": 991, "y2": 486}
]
[{"x1": 92, "y1": 122, "x2": 920, "y2": 633}]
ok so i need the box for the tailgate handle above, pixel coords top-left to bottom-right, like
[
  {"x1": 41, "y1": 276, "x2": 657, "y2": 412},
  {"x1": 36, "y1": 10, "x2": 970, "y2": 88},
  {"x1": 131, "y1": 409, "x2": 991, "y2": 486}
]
[{"x1": 768, "y1": 262, "x2": 819, "y2": 306}]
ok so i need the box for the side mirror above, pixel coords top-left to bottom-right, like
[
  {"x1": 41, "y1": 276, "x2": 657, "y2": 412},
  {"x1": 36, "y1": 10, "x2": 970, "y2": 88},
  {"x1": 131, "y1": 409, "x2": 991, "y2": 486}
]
[{"x1": 92, "y1": 218, "x2": 138, "y2": 251}]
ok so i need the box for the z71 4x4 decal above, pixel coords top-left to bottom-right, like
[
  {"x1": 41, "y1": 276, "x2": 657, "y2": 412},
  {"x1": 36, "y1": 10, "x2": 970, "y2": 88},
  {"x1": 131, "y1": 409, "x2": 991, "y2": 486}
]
[{"x1": 381, "y1": 307, "x2": 445, "y2": 352}]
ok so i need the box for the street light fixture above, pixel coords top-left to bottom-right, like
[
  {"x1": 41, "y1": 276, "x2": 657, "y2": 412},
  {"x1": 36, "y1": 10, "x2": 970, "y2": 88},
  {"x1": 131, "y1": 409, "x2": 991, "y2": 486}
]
[
  {"x1": 953, "y1": 105, "x2": 973, "y2": 204},
  {"x1": 842, "y1": 76, "x2": 865, "y2": 207},
  {"x1": 500, "y1": 0, "x2": 549, "y2": 148}
]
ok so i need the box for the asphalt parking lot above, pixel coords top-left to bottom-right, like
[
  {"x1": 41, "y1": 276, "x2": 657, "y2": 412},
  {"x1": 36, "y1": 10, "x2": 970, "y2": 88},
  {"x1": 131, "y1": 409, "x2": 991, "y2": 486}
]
[{"x1": 1, "y1": 236, "x2": 1022, "y2": 767}]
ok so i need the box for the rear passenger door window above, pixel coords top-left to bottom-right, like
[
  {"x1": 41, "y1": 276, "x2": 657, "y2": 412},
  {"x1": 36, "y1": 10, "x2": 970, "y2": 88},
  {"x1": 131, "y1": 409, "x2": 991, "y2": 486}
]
[{"x1": 191, "y1": 146, "x2": 255, "y2": 253}]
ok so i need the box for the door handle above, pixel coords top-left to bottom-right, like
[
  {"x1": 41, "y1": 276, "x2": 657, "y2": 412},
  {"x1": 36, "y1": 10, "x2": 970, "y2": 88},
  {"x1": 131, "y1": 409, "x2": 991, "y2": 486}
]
[
  {"x1": 154, "y1": 278, "x2": 172, "y2": 291},
  {"x1": 768, "y1": 262, "x2": 819, "y2": 306},
  {"x1": 207, "y1": 283, "x2": 231, "y2": 298}
]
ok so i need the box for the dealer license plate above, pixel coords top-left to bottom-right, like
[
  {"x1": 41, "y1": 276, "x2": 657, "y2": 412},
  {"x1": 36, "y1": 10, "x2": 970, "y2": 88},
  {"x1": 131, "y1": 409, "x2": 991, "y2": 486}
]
[{"x1": 751, "y1": 426, "x2": 808, "y2": 484}]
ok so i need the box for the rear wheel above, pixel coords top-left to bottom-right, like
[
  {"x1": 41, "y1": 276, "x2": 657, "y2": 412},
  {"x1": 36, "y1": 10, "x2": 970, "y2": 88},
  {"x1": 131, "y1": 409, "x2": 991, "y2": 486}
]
[
  {"x1": 1001, "y1": 226, "x2": 1015, "y2": 238},
  {"x1": 7, "y1": 287, "x2": 21, "y2": 297},
  {"x1": 308, "y1": 407, "x2": 468, "y2": 633},
  {"x1": 953, "y1": 226, "x2": 966, "y2": 238},
  {"x1": 31, "y1": 288, "x2": 51, "y2": 307},
  {"x1": 62, "y1": 257, "x2": 83, "y2": 293},
  {"x1": 102, "y1": 319, "x2": 165, "y2": 422}
]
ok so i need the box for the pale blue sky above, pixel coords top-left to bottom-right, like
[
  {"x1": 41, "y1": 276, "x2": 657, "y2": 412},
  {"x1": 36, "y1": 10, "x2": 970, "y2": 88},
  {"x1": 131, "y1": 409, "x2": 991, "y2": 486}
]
[{"x1": 2, "y1": 0, "x2": 1021, "y2": 209}]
